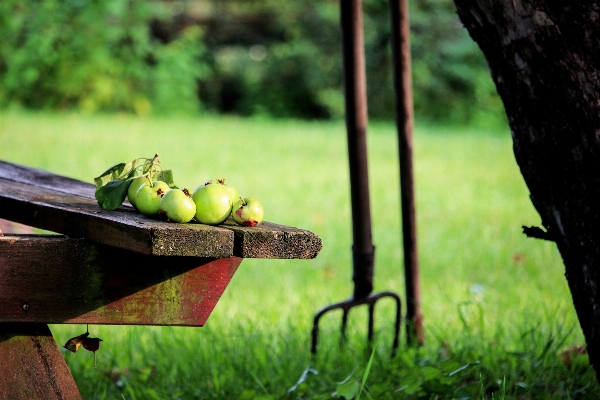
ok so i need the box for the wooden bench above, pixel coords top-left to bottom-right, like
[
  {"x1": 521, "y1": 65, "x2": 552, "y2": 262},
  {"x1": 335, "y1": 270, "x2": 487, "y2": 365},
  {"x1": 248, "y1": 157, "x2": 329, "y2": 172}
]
[{"x1": 0, "y1": 160, "x2": 322, "y2": 399}]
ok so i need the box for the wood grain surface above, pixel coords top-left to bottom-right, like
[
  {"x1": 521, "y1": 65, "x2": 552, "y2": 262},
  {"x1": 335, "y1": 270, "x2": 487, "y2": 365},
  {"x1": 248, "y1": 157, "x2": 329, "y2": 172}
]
[
  {"x1": 0, "y1": 160, "x2": 322, "y2": 259},
  {"x1": 0, "y1": 235, "x2": 241, "y2": 326},
  {"x1": 0, "y1": 323, "x2": 82, "y2": 399}
]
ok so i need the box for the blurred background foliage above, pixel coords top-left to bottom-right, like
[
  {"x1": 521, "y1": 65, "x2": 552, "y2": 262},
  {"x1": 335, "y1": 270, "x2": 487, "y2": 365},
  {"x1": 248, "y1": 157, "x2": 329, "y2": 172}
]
[{"x1": 0, "y1": 0, "x2": 506, "y2": 126}]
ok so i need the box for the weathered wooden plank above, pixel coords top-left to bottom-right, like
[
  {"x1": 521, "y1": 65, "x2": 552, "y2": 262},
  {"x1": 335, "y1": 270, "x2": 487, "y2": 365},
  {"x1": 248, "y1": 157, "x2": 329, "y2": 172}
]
[
  {"x1": 0, "y1": 160, "x2": 96, "y2": 198},
  {"x1": 0, "y1": 323, "x2": 82, "y2": 399},
  {"x1": 0, "y1": 160, "x2": 322, "y2": 259},
  {"x1": 222, "y1": 219, "x2": 323, "y2": 259},
  {"x1": 0, "y1": 235, "x2": 241, "y2": 326},
  {"x1": 0, "y1": 179, "x2": 234, "y2": 257}
]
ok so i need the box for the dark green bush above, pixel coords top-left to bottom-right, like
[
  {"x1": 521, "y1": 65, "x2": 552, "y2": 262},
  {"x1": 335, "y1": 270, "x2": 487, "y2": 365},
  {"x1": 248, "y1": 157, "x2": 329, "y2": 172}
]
[
  {"x1": 196, "y1": 0, "x2": 506, "y2": 125},
  {"x1": 408, "y1": 0, "x2": 506, "y2": 126},
  {"x1": 0, "y1": 0, "x2": 208, "y2": 115},
  {"x1": 0, "y1": 0, "x2": 507, "y2": 126}
]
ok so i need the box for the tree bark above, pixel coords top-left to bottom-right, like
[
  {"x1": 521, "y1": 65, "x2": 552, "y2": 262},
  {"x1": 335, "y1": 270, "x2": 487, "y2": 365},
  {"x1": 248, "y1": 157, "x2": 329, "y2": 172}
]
[{"x1": 453, "y1": 1, "x2": 600, "y2": 379}]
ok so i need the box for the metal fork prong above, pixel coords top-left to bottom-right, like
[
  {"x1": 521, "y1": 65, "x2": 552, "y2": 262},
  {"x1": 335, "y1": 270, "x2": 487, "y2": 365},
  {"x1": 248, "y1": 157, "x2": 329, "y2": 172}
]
[
  {"x1": 392, "y1": 294, "x2": 401, "y2": 356},
  {"x1": 311, "y1": 292, "x2": 402, "y2": 358},
  {"x1": 341, "y1": 306, "x2": 350, "y2": 347},
  {"x1": 311, "y1": 300, "x2": 350, "y2": 355},
  {"x1": 375, "y1": 291, "x2": 402, "y2": 356},
  {"x1": 311, "y1": 312, "x2": 323, "y2": 356},
  {"x1": 311, "y1": 305, "x2": 332, "y2": 355},
  {"x1": 367, "y1": 301, "x2": 376, "y2": 344}
]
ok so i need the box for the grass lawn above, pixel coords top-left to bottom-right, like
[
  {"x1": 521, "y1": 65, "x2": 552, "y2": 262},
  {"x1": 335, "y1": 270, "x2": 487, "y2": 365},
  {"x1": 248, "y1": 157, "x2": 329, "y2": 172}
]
[{"x1": 0, "y1": 111, "x2": 597, "y2": 399}]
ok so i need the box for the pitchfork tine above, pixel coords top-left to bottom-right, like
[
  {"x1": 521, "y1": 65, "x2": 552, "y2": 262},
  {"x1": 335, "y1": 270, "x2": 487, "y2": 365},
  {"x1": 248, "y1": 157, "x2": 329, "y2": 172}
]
[
  {"x1": 341, "y1": 308, "x2": 349, "y2": 346},
  {"x1": 368, "y1": 302, "x2": 375, "y2": 343},
  {"x1": 310, "y1": 292, "x2": 402, "y2": 357}
]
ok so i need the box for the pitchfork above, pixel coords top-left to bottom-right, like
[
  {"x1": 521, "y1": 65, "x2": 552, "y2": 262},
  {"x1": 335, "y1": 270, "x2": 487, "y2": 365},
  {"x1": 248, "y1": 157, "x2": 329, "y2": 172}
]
[{"x1": 311, "y1": 0, "x2": 423, "y2": 357}]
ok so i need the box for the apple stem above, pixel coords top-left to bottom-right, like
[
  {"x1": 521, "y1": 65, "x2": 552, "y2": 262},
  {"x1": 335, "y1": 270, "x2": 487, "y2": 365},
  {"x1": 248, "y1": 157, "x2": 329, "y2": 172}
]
[
  {"x1": 239, "y1": 197, "x2": 247, "y2": 206},
  {"x1": 147, "y1": 153, "x2": 161, "y2": 182}
]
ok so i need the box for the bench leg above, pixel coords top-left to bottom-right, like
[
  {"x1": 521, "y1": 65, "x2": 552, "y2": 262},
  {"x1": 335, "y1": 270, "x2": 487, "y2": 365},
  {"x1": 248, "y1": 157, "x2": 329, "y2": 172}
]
[{"x1": 0, "y1": 323, "x2": 81, "y2": 400}]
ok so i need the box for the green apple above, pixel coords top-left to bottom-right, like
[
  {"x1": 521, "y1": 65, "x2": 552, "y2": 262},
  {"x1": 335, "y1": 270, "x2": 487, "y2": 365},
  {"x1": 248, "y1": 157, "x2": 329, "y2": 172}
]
[
  {"x1": 127, "y1": 176, "x2": 150, "y2": 209},
  {"x1": 232, "y1": 197, "x2": 264, "y2": 226},
  {"x1": 160, "y1": 188, "x2": 196, "y2": 223},
  {"x1": 204, "y1": 178, "x2": 239, "y2": 204},
  {"x1": 192, "y1": 183, "x2": 233, "y2": 225},
  {"x1": 136, "y1": 180, "x2": 170, "y2": 216}
]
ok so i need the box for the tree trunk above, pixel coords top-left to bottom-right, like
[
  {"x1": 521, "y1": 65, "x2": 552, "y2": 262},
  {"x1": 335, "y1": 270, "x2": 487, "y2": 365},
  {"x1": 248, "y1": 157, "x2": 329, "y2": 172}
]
[{"x1": 453, "y1": 1, "x2": 600, "y2": 379}]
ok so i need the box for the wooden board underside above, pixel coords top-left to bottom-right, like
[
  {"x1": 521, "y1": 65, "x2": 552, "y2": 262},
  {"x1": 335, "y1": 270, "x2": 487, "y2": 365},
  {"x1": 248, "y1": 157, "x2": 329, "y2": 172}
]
[
  {"x1": 0, "y1": 235, "x2": 241, "y2": 326},
  {"x1": 0, "y1": 160, "x2": 322, "y2": 259}
]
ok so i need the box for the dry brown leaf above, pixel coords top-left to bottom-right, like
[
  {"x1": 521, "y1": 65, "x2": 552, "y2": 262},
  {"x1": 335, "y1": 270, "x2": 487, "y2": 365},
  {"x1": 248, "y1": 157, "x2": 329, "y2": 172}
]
[
  {"x1": 558, "y1": 344, "x2": 587, "y2": 368},
  {"x1": 63, "y1": 332, "x2": 90, "y2": 353}
]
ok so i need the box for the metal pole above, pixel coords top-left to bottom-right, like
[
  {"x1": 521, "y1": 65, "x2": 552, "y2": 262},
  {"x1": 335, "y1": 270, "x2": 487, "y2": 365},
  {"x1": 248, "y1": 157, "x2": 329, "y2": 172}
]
[
  {"x1": 389, "y1": 0, "x2": 424, "y2": 345},
  {"x1": 340, "y1": 0, "x2": 374, "y2": 300},
  {"x1": 311, "y1": 0, "x2": 403, "y2": 358}
]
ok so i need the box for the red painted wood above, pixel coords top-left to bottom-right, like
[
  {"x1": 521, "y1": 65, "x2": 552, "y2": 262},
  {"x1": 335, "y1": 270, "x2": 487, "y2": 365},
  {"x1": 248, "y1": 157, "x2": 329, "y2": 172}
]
[
  {"x1": 0, "y1": 235, "x2": 241, "y2": 326},
  {"x1": 0, "y1": 323, "x2": 81, "y2": 399}
]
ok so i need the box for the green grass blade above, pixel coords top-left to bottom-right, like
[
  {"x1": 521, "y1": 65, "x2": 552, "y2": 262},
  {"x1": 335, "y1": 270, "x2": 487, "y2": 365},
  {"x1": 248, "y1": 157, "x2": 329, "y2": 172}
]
[{"x1": 356, "y1": 347, "x2": 376, "y2": 400}]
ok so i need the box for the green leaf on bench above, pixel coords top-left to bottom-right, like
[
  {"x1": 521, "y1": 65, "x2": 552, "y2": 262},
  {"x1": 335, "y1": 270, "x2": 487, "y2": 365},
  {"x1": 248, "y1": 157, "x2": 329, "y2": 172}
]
[
  {"x1": 93, "y1": 159, "x2": 138, "y2": 190},
  {"x1": 142, "y1": 155, "x2": 161, "y2": 173},
  {"x1": 155, "y1": 169, "x2": 176, "y2": 188},
  {"x1": 95, "y1": 179, "x2": 131, "y2": 210}
]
